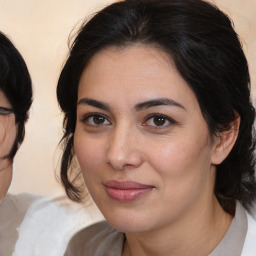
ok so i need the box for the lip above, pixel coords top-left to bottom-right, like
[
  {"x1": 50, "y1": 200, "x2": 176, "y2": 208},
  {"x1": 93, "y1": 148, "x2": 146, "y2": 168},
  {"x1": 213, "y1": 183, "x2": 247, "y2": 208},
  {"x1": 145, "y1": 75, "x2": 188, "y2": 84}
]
[{"x1": 104, "y1": 180, "x2": 154, "y2": 202}]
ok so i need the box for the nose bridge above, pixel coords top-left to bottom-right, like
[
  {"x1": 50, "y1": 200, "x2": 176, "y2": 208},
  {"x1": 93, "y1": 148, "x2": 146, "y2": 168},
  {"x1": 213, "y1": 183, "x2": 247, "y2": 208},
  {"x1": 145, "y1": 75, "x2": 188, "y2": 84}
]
[{"x1": 106, "y1": 121, "x2": 142, "y2": 170}]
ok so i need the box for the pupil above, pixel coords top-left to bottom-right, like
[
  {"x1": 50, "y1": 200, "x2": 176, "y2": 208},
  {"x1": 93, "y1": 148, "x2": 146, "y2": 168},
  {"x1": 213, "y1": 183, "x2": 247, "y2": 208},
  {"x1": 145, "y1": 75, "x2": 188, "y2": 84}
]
[
  {"x1": 93, "y1": 115, "x2": 104, "y2": 125},
  {"x1": 154, "y1": 117, "x2": 165, "y2": 126}
]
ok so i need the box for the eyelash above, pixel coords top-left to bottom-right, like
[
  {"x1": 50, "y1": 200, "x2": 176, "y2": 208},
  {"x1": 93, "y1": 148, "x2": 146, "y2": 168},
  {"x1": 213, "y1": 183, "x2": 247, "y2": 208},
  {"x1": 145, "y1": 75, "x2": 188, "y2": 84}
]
[
  {"x1": 0, "y1": 107, "x2": 14, "y2": 115},
  {"x1": 81, "y1": 112, "x2": 176, "y2": 129},
  {"x1": 143, "y1": 113, "x2": 176, "y2": 128},
  {"x1": 81, "y1": 113, "x2": 111, "y2": 126}
]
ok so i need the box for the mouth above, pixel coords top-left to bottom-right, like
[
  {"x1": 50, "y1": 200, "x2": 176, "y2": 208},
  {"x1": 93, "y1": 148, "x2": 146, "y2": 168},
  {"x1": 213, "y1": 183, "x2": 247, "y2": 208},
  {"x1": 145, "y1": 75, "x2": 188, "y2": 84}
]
[{"x1": 104, "y1": 180, "x2": 155, "y2": 202}]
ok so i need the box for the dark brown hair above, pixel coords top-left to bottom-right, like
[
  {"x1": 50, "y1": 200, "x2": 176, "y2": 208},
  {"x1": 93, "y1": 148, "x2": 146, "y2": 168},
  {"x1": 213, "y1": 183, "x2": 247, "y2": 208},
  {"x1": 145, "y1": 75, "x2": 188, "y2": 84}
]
[
  {"x1": 57, "y1": 0, "x2": 256, "y2": 214},
  {"x1": 0, "y1": 32, "x2": 33, "y2": 159}
]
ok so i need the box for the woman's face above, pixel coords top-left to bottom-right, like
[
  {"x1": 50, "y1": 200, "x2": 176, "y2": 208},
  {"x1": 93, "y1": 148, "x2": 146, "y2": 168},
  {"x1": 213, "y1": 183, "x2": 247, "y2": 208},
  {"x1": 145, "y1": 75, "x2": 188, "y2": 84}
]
[
  {"x1": 74, "y1": 45, "x2": 220, "y2": 233},
  {"x1": 0, "y1": 90, "x2": 16, "y2": 202}
]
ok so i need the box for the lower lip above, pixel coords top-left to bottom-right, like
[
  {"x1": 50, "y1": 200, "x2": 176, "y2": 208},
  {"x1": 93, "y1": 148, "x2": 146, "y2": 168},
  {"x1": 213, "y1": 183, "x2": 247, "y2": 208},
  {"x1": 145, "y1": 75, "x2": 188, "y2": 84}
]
[{"x1": 105, "y1": 187, "x2": 153, "y2": 202}]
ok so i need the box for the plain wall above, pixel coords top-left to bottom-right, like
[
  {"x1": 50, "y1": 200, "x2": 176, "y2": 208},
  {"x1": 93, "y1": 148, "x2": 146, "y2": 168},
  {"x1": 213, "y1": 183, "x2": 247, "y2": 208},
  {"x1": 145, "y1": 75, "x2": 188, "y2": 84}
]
[
  {"x1": 0, "y1": 0, "x2": 114, "y2": 196},
  {"x1": 0, "y1": 0, "x2": 255, "y2": 196}
]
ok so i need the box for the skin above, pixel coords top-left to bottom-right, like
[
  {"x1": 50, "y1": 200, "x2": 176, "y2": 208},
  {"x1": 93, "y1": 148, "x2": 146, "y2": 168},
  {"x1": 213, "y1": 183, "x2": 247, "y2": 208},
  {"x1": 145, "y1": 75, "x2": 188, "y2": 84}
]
[
  {"x1": 0, "y1": 90, "x2": 16, "y2": 202},
  {"x1": 74, "y1": 45, "x2": 238, "y2": 256}
]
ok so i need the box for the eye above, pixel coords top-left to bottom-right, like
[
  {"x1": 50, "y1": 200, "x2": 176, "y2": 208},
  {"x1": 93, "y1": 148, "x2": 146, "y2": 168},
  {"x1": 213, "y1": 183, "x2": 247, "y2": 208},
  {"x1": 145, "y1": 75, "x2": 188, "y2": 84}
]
[
  {"x1": 144, "y1": 114, "x2": 175, "y2": 128},
  {"x1": 82, "y1": 113, "x2": 111, "y2": 126},
  {"x1": 0, "y1": 107, "x2": 13, "y2": 115}
]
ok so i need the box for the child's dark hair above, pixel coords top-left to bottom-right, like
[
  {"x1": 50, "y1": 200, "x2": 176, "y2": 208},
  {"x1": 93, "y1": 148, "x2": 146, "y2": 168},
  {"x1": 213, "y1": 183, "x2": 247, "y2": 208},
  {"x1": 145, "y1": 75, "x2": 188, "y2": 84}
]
[{"x1": 0, "y1": 32, "x2": 33, "y2": 158}]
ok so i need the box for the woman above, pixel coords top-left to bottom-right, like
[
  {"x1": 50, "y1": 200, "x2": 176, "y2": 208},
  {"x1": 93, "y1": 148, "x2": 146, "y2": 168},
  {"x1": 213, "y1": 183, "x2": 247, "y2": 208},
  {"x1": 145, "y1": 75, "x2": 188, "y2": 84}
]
[{"x1": 57, "y1": 0, "x2": 256, "y2": 255}]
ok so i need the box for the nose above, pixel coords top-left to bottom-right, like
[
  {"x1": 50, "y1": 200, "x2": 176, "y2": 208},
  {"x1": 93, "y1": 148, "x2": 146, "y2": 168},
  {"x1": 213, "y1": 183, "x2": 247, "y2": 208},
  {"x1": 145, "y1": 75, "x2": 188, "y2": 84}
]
[{"x1": 106, "y1": 124, "x2": 143, "y2": 170}]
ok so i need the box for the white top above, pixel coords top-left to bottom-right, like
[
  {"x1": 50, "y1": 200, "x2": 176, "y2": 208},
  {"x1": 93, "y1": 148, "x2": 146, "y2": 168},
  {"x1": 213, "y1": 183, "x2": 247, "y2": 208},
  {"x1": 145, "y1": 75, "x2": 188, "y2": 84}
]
[
  {"x1": 0, "y1": 193, "x2": 104, "y2": 256},
  {"x1": 242, "y1": 210, "x2": 256, "y2": 255},
  {"x1": 0, "y1": 193, "x2": 38, "y2": 256}
]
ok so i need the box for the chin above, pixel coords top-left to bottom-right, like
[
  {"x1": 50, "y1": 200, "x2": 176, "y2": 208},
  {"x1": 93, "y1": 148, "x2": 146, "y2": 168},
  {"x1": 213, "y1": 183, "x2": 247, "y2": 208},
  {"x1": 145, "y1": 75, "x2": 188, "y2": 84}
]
[
  {"x1": 103, "y1": 208, "x2": 151, "y2": 233},
  {"x1": 108, "y1": 220, "x2": 147, "y2": 233}
]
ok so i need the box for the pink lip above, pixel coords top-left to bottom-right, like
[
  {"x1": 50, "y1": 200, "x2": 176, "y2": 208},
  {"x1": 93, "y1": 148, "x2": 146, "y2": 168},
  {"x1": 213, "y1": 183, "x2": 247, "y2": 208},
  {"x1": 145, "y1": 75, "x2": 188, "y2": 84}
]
[{"x1": 104, "y1": 180, "x2": 154, "y2": 202}]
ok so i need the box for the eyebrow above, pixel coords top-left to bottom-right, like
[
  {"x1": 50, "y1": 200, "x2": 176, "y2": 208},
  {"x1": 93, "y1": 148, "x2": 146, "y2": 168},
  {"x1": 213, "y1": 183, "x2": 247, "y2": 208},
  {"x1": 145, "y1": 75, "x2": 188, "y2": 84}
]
[
  {"x1": 77, "y1": 97, "x2": 185, "y2": 112},
  {"x1": 135, "y1": 98, "x2": 185, "y2": 111},
  {"x1": 77, "y1": 98, "x2": 111, "y2": 111}
]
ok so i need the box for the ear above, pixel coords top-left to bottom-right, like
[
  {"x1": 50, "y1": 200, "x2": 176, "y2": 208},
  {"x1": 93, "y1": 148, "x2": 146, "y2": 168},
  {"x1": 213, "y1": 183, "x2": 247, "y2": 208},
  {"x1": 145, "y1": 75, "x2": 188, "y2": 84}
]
[{"x1": 211, "y1": 115, "x2": 240, "y2": 165}]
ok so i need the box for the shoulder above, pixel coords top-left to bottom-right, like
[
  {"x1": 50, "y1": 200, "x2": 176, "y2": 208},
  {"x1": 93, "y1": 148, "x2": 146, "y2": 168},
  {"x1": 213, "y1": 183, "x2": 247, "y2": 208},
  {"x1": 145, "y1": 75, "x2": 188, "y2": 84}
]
[
  {"x1": 0, "y1": 192, "x2": 40, "y2": 215},
  {"x1": 0, "y1": 193, "x2": 40, "y2": 256},
  {"x1": 0, "y1": 192, "x2": 40, "y2": 225},
  {"x1": 0, "y1": 192, "x2": 40, "y2": 229},
  {"x1": 13, "y1": 195, "x2": 104, "y2": 256},
  {"x1": 65, "y1": 221, "x2": 125, "y2": 256},
  {"x1": 241, "y1": 201, "x2": 256, "y2": 255},
  {"x1": 249, "y1": 201, "x2": 256, "y2": 219}
]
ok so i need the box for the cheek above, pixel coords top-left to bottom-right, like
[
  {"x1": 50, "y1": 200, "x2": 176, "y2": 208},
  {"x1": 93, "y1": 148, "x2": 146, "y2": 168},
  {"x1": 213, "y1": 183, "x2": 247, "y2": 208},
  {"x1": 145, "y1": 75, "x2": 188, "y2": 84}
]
[
  {"x1": 0, "y1": 117, "x2": 15, "y2": 201},
  {"x1": 0, "y1": 163, "x2": 12, "y2": 202},
  {"x1": 74, "y1": 129, "x2": 108, "y2": 204},
  {"x1": 150, "y1": 140, "x2": 200, "y2": 174},
  {"x1": 148, "y1": 132, "x2": 213, "y2": 190},
  {"x1": 74, "y1": 130, "x2": 105, "y2": 177},
  {"x1": 157, "y1": 125, "x2": 211, "y2": 170},
  {"x1": 145, "y1": 138, "x2": 214, "y2": 221},
  {"x1": 0, "y1": 116, "x2": 16, "y2": 158}
]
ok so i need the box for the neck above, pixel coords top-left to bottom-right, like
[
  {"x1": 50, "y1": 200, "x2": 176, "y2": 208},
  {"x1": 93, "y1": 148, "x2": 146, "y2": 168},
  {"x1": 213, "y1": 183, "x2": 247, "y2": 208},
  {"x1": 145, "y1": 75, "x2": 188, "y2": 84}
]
[{"x1": 122, "y1": 197, "x2": 233, "y2": 256}]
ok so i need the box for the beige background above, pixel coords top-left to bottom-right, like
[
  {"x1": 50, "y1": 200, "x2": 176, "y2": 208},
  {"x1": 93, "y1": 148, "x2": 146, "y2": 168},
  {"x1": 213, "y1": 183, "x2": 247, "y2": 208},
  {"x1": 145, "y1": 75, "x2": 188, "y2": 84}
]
[{"x1": 0, "y1": 0, "x2": 255, "y2": 196}]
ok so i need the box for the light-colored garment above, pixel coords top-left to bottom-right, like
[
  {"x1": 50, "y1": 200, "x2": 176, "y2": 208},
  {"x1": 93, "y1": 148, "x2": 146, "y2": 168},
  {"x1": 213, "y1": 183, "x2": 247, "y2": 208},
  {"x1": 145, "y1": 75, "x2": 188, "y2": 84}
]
[
  {"x1": 0, "y1": 193, "x2": 104, "y2": 256},
  {"x1": 64, "y1": 201, "x2": 256, "y2": 256},
  {"x1": 210, "y1": 202, "x2": 256, "y2": 256},
  {"x1": 0, "y1": 193, "x2": 39, "y2": 256},
  {"x1": 64, "y1": 221, "x2": 124, "y2": 256},
  {"x1": 242, "y1": 210, "x2": 256, "y2": 255}
]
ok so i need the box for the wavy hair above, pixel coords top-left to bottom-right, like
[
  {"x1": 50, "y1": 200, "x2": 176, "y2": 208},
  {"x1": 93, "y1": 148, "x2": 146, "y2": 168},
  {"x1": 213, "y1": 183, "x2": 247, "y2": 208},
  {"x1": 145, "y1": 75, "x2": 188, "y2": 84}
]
[{"x1": 57, "y1": 0, "x2": 256, "y2": 214}]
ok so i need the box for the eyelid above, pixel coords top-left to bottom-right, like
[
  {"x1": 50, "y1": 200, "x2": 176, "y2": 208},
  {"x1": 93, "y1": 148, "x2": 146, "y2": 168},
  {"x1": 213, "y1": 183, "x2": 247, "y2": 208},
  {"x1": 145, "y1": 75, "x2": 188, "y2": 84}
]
[
  {"x1": 143, "y1": 113, "x2": 177, "y2": 127},
  {"x1": 80, "y1": 112, "x2": 111, "y2": 125},
  {"x1": 0, "y1": 107, "x2": 14, "y2": 115}
]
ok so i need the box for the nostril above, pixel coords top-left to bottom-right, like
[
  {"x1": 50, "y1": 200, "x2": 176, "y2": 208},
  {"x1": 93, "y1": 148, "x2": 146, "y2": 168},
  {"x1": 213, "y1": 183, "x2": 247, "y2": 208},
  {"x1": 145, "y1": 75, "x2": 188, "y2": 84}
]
[
  {"x1": 106, "y1": 149, "x2": 143, "y2": 171},
  {"x1": 123, "y1": 164, "x2": 136, "y2": 170}
]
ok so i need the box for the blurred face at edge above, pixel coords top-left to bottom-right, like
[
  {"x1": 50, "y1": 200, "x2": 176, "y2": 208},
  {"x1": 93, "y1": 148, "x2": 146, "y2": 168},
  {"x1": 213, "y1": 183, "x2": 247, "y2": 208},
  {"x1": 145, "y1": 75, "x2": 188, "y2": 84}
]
[{"x1": 0, "y1": 90, "x2": 16, "y2": 202}]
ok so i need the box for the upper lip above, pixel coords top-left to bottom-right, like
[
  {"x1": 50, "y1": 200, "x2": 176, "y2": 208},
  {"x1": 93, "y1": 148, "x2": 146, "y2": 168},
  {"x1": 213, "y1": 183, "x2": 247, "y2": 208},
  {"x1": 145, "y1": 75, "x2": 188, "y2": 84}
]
[{"x1": 104, "y1": 180, "x2": 154, "y2": 189}]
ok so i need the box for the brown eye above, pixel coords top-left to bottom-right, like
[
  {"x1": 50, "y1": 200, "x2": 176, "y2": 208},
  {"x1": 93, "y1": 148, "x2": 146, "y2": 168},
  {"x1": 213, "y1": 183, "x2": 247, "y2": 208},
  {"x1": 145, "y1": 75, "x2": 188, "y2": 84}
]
[
  {"x1": 144, "y1": 114, "x2": 174, "y2": 128},
  {"x1": 153, "y1": 116, "x2": 167, "y2": 126},
  {"x1": 83, "y1": 113, "x2": 111, "y2": 126},
  {"x1": 93, "y1": 115, "x2": 106, "y2": 125}
]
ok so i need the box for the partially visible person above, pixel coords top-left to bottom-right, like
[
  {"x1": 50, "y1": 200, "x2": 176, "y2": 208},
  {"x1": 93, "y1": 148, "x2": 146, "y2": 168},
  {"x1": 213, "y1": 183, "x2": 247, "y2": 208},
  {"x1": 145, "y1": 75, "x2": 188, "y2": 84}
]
[
  {"x1": 0, "y1": 31, "x2": 37, "y2": 255},
  {"x1": 0, "y1": 31, "x2": 32, "y2": 202},
  {"x1": 0, "y1": 32, "x2": 102, "y2": 256}
]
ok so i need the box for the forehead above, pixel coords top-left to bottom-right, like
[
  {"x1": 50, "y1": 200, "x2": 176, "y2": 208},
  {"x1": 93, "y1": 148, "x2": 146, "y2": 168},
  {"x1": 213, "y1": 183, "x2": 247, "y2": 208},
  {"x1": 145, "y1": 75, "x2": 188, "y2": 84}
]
[
  {"x1": 80, "y1": 44, "x2": 176, "y2": 85},
  {"x1": 77, "y1": 45, "x2": 198, "y2": 110}
]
